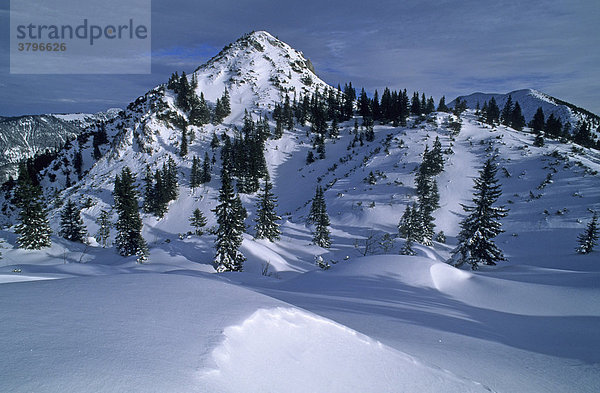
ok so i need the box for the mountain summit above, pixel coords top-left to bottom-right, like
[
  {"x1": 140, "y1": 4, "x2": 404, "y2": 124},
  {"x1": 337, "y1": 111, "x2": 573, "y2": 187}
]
[{"x1": 189, "y1": 31, "x2": 329, "y2": 121}]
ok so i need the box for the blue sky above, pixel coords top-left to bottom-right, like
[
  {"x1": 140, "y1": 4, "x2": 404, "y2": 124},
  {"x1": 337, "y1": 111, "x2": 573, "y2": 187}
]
[{"x1": 1, "y1": 0, "x2": 599, "y2": 116}]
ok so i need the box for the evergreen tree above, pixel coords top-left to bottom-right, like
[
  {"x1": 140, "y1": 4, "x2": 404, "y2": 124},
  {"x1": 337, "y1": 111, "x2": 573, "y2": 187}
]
[
  {"x1": 189, "y1": 208, "x2": 207, "y2": 235},
  {"x1": 437, "y1": 96, "x2": 449, "y2": 112},
  {"x1": 415, "y1": 158, "x2": 440, "y2": 245},
  {"x1": 73, "y1": 150, "x2": 83, "y2": 179},
  {"x1": 329, "y1": 118, "x2": 340, "y2": 139},
  {"x1": 113, "y1": 167, "x2": 148, "y2": 259},
  {"x1": 14, "y1": 166, "x2": 52, "y2": 249},
  {"x1": 190, "y1": 156, "x2": 201, "y2": 189},
  {"x1": 59, "y1": 199, "x2": 87, "y2": 242},
  {"x1": 180, "y1": 127, "x2": 188, "y2": 157},
  {"x1": 398, "y1": 203, "x2": 419, "y2": 255},
  {"x1": 142, "y1": 165, "x2": 155, "y2": 213},
  {"x1": 573, "y1": 121, "x2": 593, "y2": 147},
  {"x1": 544, "y1": 113, "x2": 563, "y2": 138},
  {"x1": 309, "y1": 186, "x2": 331, "y2": 248},
  {"x1": 510, "y1": 102, "x2": 526, "y2": 131},
  {"x1": 95, "y1": 209, "x2": 111, "y2": 247},
  {"x1": 210, "y1": 132, "x2": 220, "y2": 150},
  {"x1": 213, "y1": 167, "x2": 247, "y2": 272},
  {"x1": 200, "y1": 152, "x2": 212, "y2": 183},
  {"x1": 486, "y1": 97, "x2": 500, "y2": 125},
  {"x1": 450, "y1": 158, "x2": 508, "y2": 269},
  {"x1": 358, "y1": 88, "x2": 371, "y2": 118},
  {"x1": 530, "y1": 107, "x2": 545, "y2": 133},
  {"x1": 254, "y1": 180, "x2": 281, "y2": 241},
  {"x1": 576, "y1": 213, "x2": 598, "y2": 254},
  {"x1": 500, "y1": 95, "x2": 513, "y2": 125}
]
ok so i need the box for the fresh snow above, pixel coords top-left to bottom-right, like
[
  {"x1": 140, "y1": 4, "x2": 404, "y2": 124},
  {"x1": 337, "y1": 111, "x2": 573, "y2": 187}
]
[{"x1": 1, "y1": 31, "x2": 600, "y2": 392}]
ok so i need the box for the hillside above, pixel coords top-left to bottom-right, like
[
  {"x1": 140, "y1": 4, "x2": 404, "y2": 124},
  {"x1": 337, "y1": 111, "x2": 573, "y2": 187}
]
[
  {"x1": 0, "y1": 31, "x2": 599, "y2": 392},
  {"x1": 450, "y1": 89, "x2": 600, "y2": 131},
  {"x1": 0, "y1": 110, "x2": 119, "y2": 183}
]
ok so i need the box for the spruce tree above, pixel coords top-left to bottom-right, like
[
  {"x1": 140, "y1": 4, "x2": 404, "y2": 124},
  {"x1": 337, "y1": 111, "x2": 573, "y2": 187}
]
[
  {"x1": 486, "y1": 97, "x2": 500, "y2": 125},
  {"x1": 189, "y1": 208, "x2": 207, "y2": 235},
  {"x1": 213, "y1": 167, "x2": 247, "y2": 272},
  {"x1": 14, "y1": 165, "x2": 52, "y2": 249},
  {"x1": 510, "y1": 102, "x2": 526, "y2": 131},
  {"x1": 114, "y1": 167, "x2": 148, "y2": 259},
  {"x1": 59, "y1": 199, "x2": 87, "y2": 242},
  {"x1": 200, "y1": 152, "x2": 212, "y2": 183},
  {"x1": 180, "y1": 127, "x2": 188, "y2": 157},
  {"x1": 309, "y1": 186, "x2": 331, "y2": 248},
  {"x1": 437, "y1": 96, "x2": 449, "y2": 112},
  {"x1": 190, "y1": 156, "x2": 201, "y2": 189},
  {"x1": 500, "y1": 95, "x2": 513, "y2": 125},
  {"x1": 450, "y1": 157, "x2": 508, "y2": 269},
  {"x1": 142, "y1": 165, "x2": 155, "y2": 213},
  {"x1": 254, "y1": 180, "x2": 281, "y2": 241},
  {"x1": 576, "y1": 213, "x2": 598, "y2": 254},
  {"x1": 530, "y1": 107, "x2": 545, "y2": 133},
  {"x1": 398, "y1": 203, "x2": 420, "y2": 255},
  {"x1": 95, "y1": 210, "x2": 111, "y2": 247}
]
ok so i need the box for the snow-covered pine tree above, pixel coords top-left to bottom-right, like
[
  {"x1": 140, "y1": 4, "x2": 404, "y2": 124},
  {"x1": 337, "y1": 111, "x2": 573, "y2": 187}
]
[
  {"x1": 398, "y1": 203, "x2": 419, "y2": 255},
  {"x1": 113, "y1": 167, "x2": 148, "y2": 259},
  {"x1": 576, "y1": 213, "x2": 598, "y2": 254},
  {"x1": 415, "y1": 148, "x2": 440, "y2": 245},
  {"x1": 180, "y1": 126, "x2": 188, "y2": 157},
  {"x1": 95, "y1": 209, "x2": 111, "y2": 247},
  {"x1": 254, "y1": 180, "x2": 281, "y2": 241},
  {"x1": 142, "y1": 165, "x2": 155, "y2": 213},
  {"x1": 190, "y1": 156, "x2": 201, "y2": 189},
  {"x1": 201, "y1": 151, "x2": 212, "y2": 183},
  {"x1": 189, "y1": 208, "x2": 207, "y2": 236},
  {"x1": 213, "y1": 166, "x2": 247, "y2": 272},
  {"x1": 14, "y1": 165, "x2": 52, "y2": 249},
  {"x1": 59, "y1": 199, "x2": 87, "y2": 242},
  {"x1": 308, "y1": 186, "x2": 331, "y2": 248},
  {"x1": 450, "y1": 157, "x2": 508, "y2": 269}
]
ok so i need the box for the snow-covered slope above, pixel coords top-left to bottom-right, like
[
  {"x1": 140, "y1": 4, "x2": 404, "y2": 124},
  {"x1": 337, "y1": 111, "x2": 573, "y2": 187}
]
[
  {"x1": 0, "y1": 110, "x2": 118, "y2": 182},
  {"x1": 450, "y1": 88, "x2": 600, "y2": 130},
  {"x1": 1, "y1": 30, "x2": 600, "y2": 392}
]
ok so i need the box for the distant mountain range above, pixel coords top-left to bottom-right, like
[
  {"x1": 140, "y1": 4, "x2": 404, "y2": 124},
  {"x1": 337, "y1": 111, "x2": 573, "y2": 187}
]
[{"x1": 0, "y1": 110, "x2": 120, "y2": 182}]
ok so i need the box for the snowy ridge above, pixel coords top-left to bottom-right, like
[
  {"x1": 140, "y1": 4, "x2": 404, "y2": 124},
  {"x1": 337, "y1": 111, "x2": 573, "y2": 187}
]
[{"x1": 450, "y1": 88, "x2": 600, "y2": 131}]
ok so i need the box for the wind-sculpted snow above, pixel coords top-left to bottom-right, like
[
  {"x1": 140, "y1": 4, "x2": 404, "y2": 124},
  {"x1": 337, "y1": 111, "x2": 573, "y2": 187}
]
[{"x1": 201, "y1": 307, "x2": 493, "y2": 393}]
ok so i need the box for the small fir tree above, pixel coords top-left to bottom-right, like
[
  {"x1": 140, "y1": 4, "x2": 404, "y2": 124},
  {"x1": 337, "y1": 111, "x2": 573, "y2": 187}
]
[
  {"x1": 213, "y1": 167, "x2": 247, "y2": 272},
  {"x1": 189, "y1": 208, "x2": 207, "y2": 235},
  {"x1": 59, "y1": 199, "x2": 87, "y2": 242},
  {"x1": 576, "y1": 213, "x2": 598, "y2": 254},
  {"x1": 95, "y1": 209, "x2": 111, "y2": 247},
  {"x1": 114, "y1": 167, "x2": 148, "y2": 259},
  {"x1": 450, "y1": 157, "x2": 508, "y2": 269},
  {"x1": 309, "y1": 186, "x2": 331, "y2": 248},
  {"x1": 14, "y1": 165, "x2": 52, "y2": 249},
  {"x1": 254, "y1": 180, "x2": 281, "y2": 241}
]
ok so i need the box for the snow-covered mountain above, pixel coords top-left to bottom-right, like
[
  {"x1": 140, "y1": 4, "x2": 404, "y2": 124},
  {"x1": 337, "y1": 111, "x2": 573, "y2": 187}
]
[
  {"x1": 0, "y1": 110, "x2": 120, "y2": 182},
  {"x1": 1, "y1": 31, "x2": 600, "y2": 393},
  {"x1": 450, "y1": 89, "x2": 600, "y2": 130}
]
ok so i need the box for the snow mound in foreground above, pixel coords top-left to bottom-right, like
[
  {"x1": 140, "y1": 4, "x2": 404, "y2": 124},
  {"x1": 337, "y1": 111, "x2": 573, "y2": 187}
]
[{"x1": 201, "y1": 307, "x2": 492, "y2": 393}]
